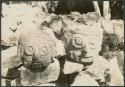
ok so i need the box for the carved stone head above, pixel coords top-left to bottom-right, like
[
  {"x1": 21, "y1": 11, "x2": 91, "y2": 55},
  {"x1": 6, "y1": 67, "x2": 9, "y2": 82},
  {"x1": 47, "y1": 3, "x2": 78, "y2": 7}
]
[
  {"x1": 18, "y1": 29, "x2": 55, "y2": 72},
  {"x1": 63, "y1": 23, "x2": 103, "y2": 65}
]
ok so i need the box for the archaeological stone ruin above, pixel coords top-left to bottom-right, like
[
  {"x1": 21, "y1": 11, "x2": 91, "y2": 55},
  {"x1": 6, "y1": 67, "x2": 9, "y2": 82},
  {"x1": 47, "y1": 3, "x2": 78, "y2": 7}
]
[{"x1": 1, "y1": 0, "x2": 124, "y2": 86}]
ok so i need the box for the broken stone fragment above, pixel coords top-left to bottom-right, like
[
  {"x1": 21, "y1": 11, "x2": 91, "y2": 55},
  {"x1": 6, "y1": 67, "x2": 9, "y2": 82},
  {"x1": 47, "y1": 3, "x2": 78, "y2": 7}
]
[
  {"x1": 1, "y1": 46, "x2": 22, "y2": 86},
  {"x1": 85, "y1": 12, "x2": 101, "y2": 26},
  {"x1": 1, "y1": 17, "x2": 19, "y2": 46},
  {"x1": 86, "y1": 56, "x2": 109, "y2": 82},
  {"x1": 68, "y1": 11, "x2": 81, "y2": 22},
  {"x1": 101, "y1": 20, "x2": 114, "y2": 34},
  {"x1": 111, "y1": 19, "x2": 124, "y2": 42},
  {"x1": 71, "y1": 71, "x2": 99, "y2": 86},
  {"x1": 108, "y1": 56, "x2": 124, "y2": 86},
  {"x1": 1, "y1": 3, "x2": 48, "y2": 46},
  {"x1": 63, "y1": 60, "x2": 84, "y2": 74},
  {"x1": 115, "y1": 51, "x2": 124, "y2": 74}
]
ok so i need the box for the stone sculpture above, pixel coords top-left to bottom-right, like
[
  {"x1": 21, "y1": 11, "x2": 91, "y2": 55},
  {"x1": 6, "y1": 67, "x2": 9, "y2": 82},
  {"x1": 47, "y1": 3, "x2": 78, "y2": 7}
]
[
  {"x1": 5, "y1": 27, "x2": 60, "y2": 86},
  {"x1": 47, "y1": 13, "x2": 124, "y2": 86}
]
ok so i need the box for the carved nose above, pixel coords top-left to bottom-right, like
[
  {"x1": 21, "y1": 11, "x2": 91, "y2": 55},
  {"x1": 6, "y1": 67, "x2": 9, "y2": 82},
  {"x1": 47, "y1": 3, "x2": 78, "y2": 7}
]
[
  {"x1": 82, "y1": 44, "x2": 90, "y2": 58},
  {"x1": 33, "y1": 56, "x2": 38, "y2": 60},
  {"x1": 12, "y1": 29, "x2": 17, "y2": 32}
]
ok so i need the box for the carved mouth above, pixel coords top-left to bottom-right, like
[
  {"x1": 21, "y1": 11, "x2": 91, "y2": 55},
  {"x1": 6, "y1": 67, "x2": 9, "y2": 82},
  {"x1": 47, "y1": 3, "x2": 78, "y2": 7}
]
[
  {"x1": 29, "y1": 62, "x2": 45, "y2": 72},
  {"x1": 81, "y1": 56, "x2": 93, "y2": 64}
]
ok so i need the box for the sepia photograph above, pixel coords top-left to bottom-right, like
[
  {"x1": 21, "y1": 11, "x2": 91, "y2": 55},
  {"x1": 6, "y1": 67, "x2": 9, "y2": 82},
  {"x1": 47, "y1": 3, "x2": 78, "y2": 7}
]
[{"x1": 1, "y1": 0, "x2": 124, "y2": 86}]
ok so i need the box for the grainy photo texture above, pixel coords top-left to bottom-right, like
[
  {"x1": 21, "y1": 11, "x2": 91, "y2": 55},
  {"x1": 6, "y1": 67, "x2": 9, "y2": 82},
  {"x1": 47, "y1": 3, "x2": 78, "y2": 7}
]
[{"x1": 1, "y1": 0, "x2": 124, "y2": 86}]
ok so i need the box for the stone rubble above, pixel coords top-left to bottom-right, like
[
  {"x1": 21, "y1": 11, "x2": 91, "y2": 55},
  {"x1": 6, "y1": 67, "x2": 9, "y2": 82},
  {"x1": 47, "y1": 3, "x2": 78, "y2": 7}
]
[{"x1": 1, "y1": 2, "x2": 124, "y2": 86}]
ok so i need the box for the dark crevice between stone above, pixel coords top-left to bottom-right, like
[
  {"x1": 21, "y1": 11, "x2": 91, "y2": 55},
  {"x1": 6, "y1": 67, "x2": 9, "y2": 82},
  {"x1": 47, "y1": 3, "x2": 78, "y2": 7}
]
[
  {"x1": 56, "y1": 55, "x2": 79, "y2": 86},
  {"x1": 1, "y1": 45, "x2": 11, "y2": 50}
]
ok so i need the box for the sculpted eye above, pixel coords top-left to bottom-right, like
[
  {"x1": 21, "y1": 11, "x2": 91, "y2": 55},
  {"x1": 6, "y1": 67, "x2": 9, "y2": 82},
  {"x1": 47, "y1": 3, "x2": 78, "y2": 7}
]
[
  {"x1": 24, "y1": 46, "x2": 34, "y2": 55},
  {"x1": 75, "y1": 37, "x2": 83, "y2": 45},
  {"x1": 40, "y1": 46, "x2": 48, "y2": 56},
  {"x1": 72, "y1": 36, "x2": 83, "y2": 48}
]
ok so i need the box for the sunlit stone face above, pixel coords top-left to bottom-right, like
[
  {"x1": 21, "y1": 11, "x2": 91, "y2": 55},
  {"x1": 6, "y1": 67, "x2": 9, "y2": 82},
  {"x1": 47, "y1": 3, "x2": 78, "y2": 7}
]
[
  {"x1": 66, "y1": 34, "x2": 102, "y2": 64},
  {"x1": 19, "y1": 31, "x2": 54, "y2": 72},
  {"x1": 64, "y1": 23, "x2": 103, "y2": 65}
]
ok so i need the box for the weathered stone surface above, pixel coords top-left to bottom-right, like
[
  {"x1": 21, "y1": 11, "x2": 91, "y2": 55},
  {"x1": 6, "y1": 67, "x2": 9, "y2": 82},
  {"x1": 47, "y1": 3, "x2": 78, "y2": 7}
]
[
  {"x1": 86, "y1": 56, "x2": 109, "y2": 81},
  {"x1": 108, "y1": 56, "x2": 124, "y2": 86},
  {"x1": 71, "y1": 71, "x2": 99, "y2": 86},
  {"x1": 1, "y1": 3, "x2": 47, "y2": 46},
  {"x1": 58, "y1": 19, "x2": 109, "y2": 85},
  {"x1": 111, "y1": 19, "x2": 124, "y2": 42},
  {"x1": 1, "y1": 14, "x2": 63, "y2": 85},
  {"x1": 1, "y1": 17, "x2": 19, "y2": 46},
  {"x1": 20, "y1": 58, "x2": 60, "y2": 86},
  {"x1": 70, "y1": 55, "x2": 123, "y2": 86},
  {"x1": 1, "y1": 2, "x2": 124, "y2": 86},
  {"x1": 35, "y1": 83, "x2": 56, "y2": 86},
  {"x1": 1, "y1": 46, "x2": 21, "y2": 86},
  {"x1": 18, "y1": 28, "x2": 55, "y2": 70},
  {"x1": 1, "y1": 46, "x2": 18, "y2": 68},
  {"x1": 40, "y1": 27, "x2": 66, "y2": 57},
  {"x1": 85, "y1": 12, "x2": 101, "y2": 26},
  {"x1": 101, "y1": 20, "x2": 114, "y2": 34},
  {"x1": 1, "y1": 78, "x2": 17, "y2": 86},
  {"x1": 63, "y1": 60, "x2": 84, "y2": 74},
  {"x1": 67, "y1": 11, "x2": 81, "y2": 22},
  {"x1": 115, "y1": 51, "x2": 124, "y2": 74},
  {"x1": 63, "y1": 22, "x2": 103, "y2": 64}
]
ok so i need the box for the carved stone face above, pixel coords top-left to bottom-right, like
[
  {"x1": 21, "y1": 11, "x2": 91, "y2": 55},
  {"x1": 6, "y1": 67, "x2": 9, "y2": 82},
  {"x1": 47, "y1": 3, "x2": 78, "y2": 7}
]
[
  {"x1": 66, "y1": 34, "x2": 102, "y2": 64},
  {"x1": 18, "y1": 30, "x2": 54, "y2": 72},
  {"x1": 64, "y1": 24, "x2": 103, "y2": 65}
]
